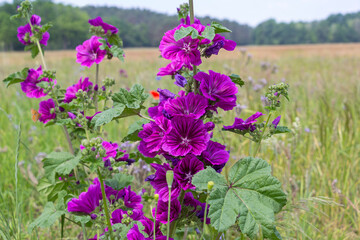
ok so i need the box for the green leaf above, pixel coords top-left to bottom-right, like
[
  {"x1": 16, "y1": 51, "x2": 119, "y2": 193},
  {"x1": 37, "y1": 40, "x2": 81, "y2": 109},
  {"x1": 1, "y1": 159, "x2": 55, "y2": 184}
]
[
  {"x1": 24, "y1": 44, "x2": 41, "y2": 59},
  {"x1": 229, "y1": 74, "x2": 245, "y2": 87},
  {"x1": 191, "y1": 167, "x2": 227, "y2": 191},
  {"x1": 108, "y1": 34, "x2": 123, "y2": 47},
  {"x1": 28, "y1": 191, "x2": 67, "y2": 233},
  {"x1": 174, "y1": 26, "x2": 199, "y2": 41},
  {"x1": 110, "y1": 45, "x2": 125, "y2": 62},
  {"x1": 272, "y1": 126, "x2": 292, "y2": 135},
  {"x1": 43, "y1": 152, "x2": 81, "y2": 184},
  {"x1": 91, "y1": 105, "x2": 125, "y2": 127},
  {"x1": 192, "y1": 157, "x2": 287, "y2": 239},
  {"x1": 111, "y1": 84, "x2": 149, "y2": 119},
  {"x1": 122, "y1": 119, "x2": 149, "y2": 142},
  {"x1": 74, "y1": 215, "x2": 91, "y2": 225},
  {"x1": 211, "y1": 21, "x2": 232, "y2": 34},
  {"x1": 202, "y1": 26, "x2": 216, "y2": 41},
  {"x1": 37, "y1": 177, "x2": 68, "y2": 202},
  {"x1": 105, "y1": 173, "x2": 134, "y2": 190},
  {"x1": 3, "y1": 67, "x2": 29, "y2": 87}
]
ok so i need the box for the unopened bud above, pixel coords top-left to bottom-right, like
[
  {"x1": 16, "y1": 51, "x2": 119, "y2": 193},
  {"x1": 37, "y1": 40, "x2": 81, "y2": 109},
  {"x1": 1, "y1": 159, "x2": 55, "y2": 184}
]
[
  {"x1": 208, "y1": 181, "x2": 214, "y2": 191},
  {"x1": 166, "y1": 170, "x2": 174, "y2": 188},
  {"x1": 154, "y1": 194, "x2": 159, "y2": 201}
]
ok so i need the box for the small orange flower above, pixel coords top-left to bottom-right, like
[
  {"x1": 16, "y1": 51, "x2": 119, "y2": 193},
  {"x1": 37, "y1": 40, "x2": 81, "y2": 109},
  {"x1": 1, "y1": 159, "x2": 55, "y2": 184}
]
[{"x1": 150, "y1": 90, "x2": 160, "y2": 100}]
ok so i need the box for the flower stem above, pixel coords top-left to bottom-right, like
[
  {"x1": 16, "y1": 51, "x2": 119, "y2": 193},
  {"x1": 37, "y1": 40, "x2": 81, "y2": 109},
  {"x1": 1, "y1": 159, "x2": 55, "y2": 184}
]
[
  {"x1": 252, "y1": 112, "x2": 272, "y2": 157},
  {"x1": 97, "y1": 168, "x2": 114, "y2": 240},
  {"x1": 153, "y1": 202, "x2": 158, "y2": 240},
  {"x1": 189, "y1": 0, "x2": 194, "y2": 24},
  {"x1": 95, "y1": 64, "x2": 99, "y2": 112},
  {"x1": 169, "y1": 190, "x2": 185, "y2": 237},
  {"x1": 138, "y1": 113, "x2": 155, "y2": 122},
  {"x1": 167, "y1": 186, "x2": 172, "y2": 240}
]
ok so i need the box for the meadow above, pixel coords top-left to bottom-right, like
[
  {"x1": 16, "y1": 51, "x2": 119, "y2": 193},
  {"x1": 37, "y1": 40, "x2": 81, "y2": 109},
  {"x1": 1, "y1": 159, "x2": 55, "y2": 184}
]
[{"x1": 0, "y1": 43, "x2": 359, "y2": 239}]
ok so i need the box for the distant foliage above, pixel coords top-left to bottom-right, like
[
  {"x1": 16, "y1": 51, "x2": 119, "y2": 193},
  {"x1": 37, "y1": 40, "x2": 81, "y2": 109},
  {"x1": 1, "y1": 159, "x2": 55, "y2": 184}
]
[{"x1": 1, "y1": 0, "x2": 359, "y2": 50}]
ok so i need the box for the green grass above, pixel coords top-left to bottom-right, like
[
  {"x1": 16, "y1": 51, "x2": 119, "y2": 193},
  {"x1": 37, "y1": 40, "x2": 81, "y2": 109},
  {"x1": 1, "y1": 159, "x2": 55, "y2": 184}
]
[{"x1": 0, "y1": 44, "x2": 359, "y2": 239}]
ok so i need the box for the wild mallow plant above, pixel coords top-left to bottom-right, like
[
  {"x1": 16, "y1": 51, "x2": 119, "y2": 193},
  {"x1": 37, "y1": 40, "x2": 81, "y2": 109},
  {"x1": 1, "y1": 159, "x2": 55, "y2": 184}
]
[{"x1": 4, "y1": 1, "x2": 291, "y2": 239}]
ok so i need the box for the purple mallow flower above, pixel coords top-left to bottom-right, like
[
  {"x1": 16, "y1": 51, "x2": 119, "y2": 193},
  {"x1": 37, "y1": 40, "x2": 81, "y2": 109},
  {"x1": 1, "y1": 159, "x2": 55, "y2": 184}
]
[
  {"x1": 122, "y1": 186, "x2": 143, "y2": 210},
  {"x1": 162, "y1": 116, "x2": 210, "y2": 156},
  {"x1": 174, "y1": 74, "x2": 187, "y2": 87},
  {"x1": 272, "y1": 116, "x2": 281, "y2": 128},
  {"x1": 64, "y1": 77, "x2": 93, "y2": 103},
  {"x1": 17, "y1": 15, "x2": 50, "y2": 46},
  {"x1": 88, "y1": 16, "x2": 118, "y2": 35},
  {"x1": 157, "y1": 61, "x2": 183, "y2": 76},
  {"x1": 193, "y1": 70, "x2": 238, "y2": 111},
  {"x1": 159, "y1": 25, "x2": 202, "y2": 68},
  {"x1": 67, "y1": 180, "x2": 101, "y2": 214},
  {"x1": 174, "y1": 154, "x2": 204, "y2": 190},
  {"x1": 148, "y1": 163, "x2": 181, "y2": 202},
  {"x1": 102, "y1": 141, "x2": 119, "y2": 161},
  {"x1": 164, "y1": 92, "x2": 208, "y2": 119},
  {"x1": 157, "y1": 88, "x2": 176, "y2": 102},
  {"x1": 38, "y1": 99, "x2": 56, "y2": 124},
  {"x1": 204, "y1": 34, "x2": 237, "y2": 57},
  {"x1": 224, "y1": 112, "x2": 264, "y2": 132},
  {"x1": 153, "y1": 198, "x2": 181, "y2": 224},
  {"x1": 20, "y1": 66, "x2": 56, "y2": 98},
  {"x1": 138, "y1": 116, "x2": 172, "y2": 157},
  {"x1": 201, "y1": 141, "x2": 229, "y2": 166},
  {"x1": 76, "y1": 35, "x2": 107, "y2": 68}
]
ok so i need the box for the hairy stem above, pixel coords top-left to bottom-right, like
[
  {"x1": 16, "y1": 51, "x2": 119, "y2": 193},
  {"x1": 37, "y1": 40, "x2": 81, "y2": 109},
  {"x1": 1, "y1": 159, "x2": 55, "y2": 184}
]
[
  {"x1": 97, "y1": 168, "x2": 114, "y2": 240},
  {"x1": 153, "y1": 203, "x2": 158, "y2": 240},
  {"x1": 253, "y1": 112, "x2": 272, "y2": 157}
]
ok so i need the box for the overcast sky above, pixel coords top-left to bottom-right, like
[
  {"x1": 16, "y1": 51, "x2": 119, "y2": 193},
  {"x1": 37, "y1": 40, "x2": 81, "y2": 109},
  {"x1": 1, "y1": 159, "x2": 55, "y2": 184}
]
[{"x1": 1, "y1": 0, "x2": 359, "y2": 26}]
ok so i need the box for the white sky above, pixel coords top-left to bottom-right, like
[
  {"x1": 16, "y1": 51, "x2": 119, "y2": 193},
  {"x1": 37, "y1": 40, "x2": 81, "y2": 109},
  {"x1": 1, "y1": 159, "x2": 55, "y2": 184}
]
[{"x1": 1, "y1": 0, "x2": 359, "y2": 26}]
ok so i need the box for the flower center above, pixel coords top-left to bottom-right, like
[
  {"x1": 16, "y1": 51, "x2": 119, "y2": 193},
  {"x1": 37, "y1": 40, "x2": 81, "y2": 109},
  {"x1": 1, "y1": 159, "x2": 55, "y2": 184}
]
[
  {"x1": 181, "y1": 137, "x2": 190, "y2": 146},
  {"x1": 185, "y1": 172, "x2": 193, "y2": 180},
  {"x1": 182, "y1": 43, "x2": 191, "y2": 53}
]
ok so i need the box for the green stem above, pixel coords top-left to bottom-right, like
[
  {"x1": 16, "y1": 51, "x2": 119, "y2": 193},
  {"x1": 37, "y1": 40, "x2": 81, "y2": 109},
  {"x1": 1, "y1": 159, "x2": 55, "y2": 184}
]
[
  {"x1": 81, "y1": 222, "x2": 88, "y2": 240},
  {"x1": 95, "y1": 64, "x2": 99, "y2": 112},
  {"x1": 167, "y1": 186, "x2": 172, "y2": 240},
  {"x1": 252, "y1": 112, "x2": 272, "y2": 157},
  {"x1": 200, "y1": 193, "x2": 210, "y2": 239},
  {"x1": 138, "y1": 113, "x2": 155, "y2": 122},
  {"x1": 189, "y1": 0, "x2": 194, "y2": 24},
  {"x1": 62, "y1": 126, "x2": 74, "y2": 154},
  {"x1": 97, "y1": 168, "x2": 114, "y2": 240},
  {"x1": 153, "y1": 203, "x2": 158, "y2": 240},
  {"x1": 169, "y1": 190, "x2": 185, "y2": 237}
]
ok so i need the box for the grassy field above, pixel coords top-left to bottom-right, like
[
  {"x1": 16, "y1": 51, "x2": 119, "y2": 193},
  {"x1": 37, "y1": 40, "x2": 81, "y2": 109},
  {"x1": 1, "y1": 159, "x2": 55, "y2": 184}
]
[{"x1": 0, "y1": 43, "x2": 359, "y2": 239}]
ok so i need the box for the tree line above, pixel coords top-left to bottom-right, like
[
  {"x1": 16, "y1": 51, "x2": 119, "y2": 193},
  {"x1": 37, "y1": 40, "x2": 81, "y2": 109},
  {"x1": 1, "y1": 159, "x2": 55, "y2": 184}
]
[{"x1": 0, "y1": 0, "x2": 359, "y2": 50}]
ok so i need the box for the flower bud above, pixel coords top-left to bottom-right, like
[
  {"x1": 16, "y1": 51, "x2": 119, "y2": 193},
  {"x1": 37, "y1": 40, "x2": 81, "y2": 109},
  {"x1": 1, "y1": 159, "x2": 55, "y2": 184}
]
[
  {"x1": 127, "y1": 210, "x2": 133, "y2": 216},
  {"x1": 96, "y1": 138, "x2": 102, "y2": 144},
  {"x1": 208, "y1": 181, "x2": 214, "y2": 191},
  {"x1": 154, "y1": 193, "x2": 159, "y2": 201},
  {"x1": 81, "y1": 139, "x2": 90, "y2": 147},
  {"x1": 166, "y1": 170, "x2": 174, "y2": 188}
]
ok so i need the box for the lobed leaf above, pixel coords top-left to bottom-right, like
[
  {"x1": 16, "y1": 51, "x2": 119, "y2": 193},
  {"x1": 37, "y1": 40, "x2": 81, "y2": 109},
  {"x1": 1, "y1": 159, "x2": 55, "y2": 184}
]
[
  {"x1": 28, "y1": 191, "x2": 67, "y2": 233},
  {"x1": 91, "y1": 105, "x2": 125, "y2": 127},
  {"x1": 229, "y1": 74, "x2": 245, "y2": 87},
  {"x1": 42, "y1": 152, "x2": 81, "y2": 184},
  {"x1": 121, "y1": 119, "x2": 149, "y2": 142},
  {"x1": 202, "y1": 26, "x2": 216, "y2": 41},
  {"x1": 105, "y1": 173, "x2": 134, "y2": 190},
  {"x1": 192, "y1": 157, "x2": 287, "y2": 239},
  {"x1": 272, "y1": 126, "x2": 292, "y2": 135},
  {"x1": 211, "y1": 21, "x2": 232, "y2": 33},
  {"x1": 3, "y1": 67, "x2": 29, "y2": 87},
  {"x1": 174, "y1": 26, "x2": 199, "y2": 41}
]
